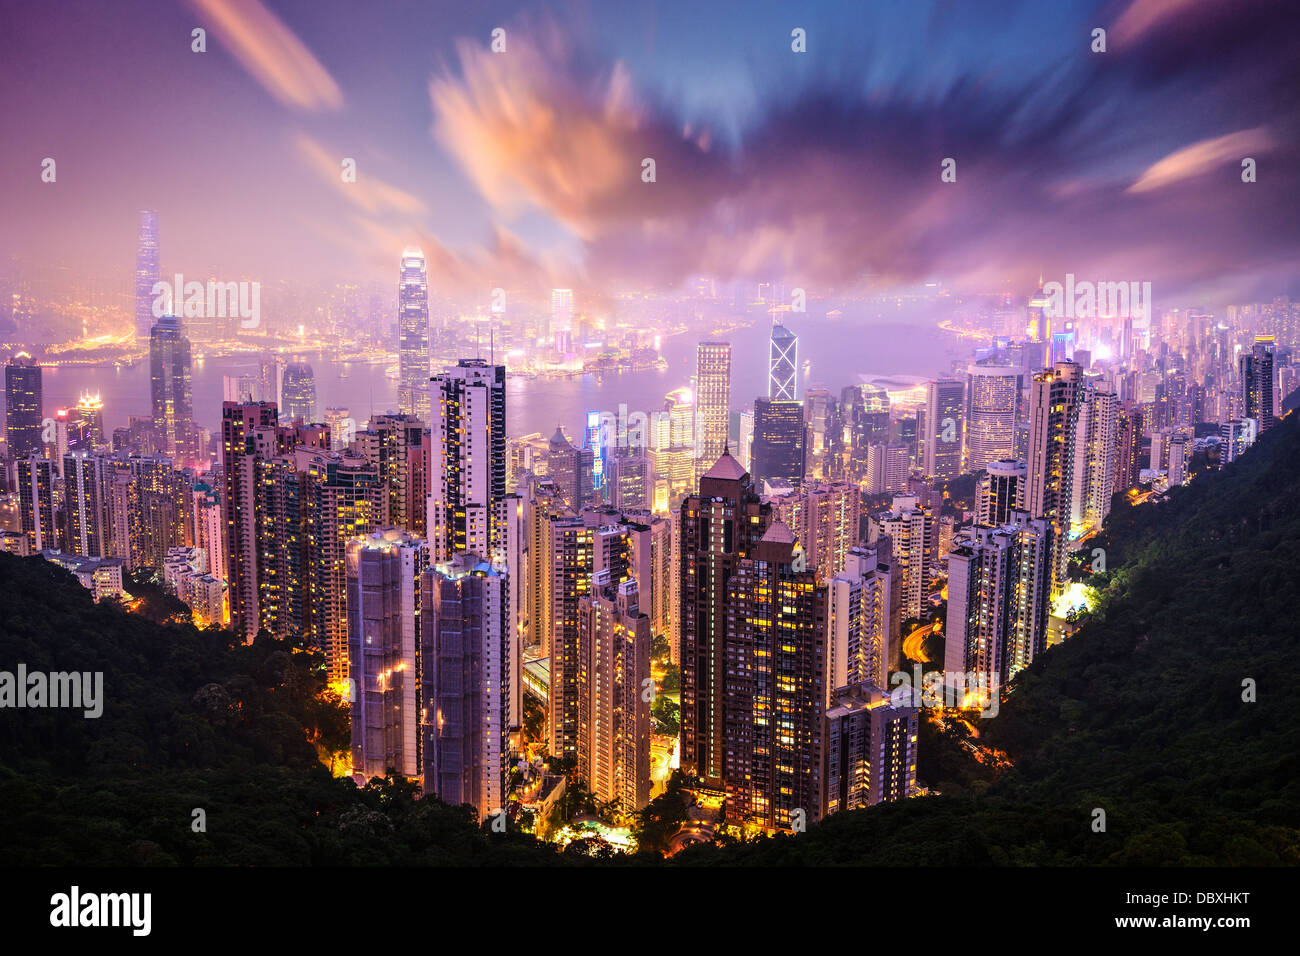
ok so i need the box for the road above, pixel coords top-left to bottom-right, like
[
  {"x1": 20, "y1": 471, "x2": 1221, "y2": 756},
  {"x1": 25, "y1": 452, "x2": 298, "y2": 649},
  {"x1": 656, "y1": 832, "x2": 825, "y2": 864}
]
[{"x1": 902, "y1": 621, "x2": 940, "y2": 663}]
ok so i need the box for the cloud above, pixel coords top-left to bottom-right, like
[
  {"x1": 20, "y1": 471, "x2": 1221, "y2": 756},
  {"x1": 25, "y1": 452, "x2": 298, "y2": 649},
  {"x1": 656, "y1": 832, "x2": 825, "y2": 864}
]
[
  {"x1": 423, "y1": 5, "x2": 1300, "y2": 301},
  {"x1": 1128, "y1": 128, "x2": 1273, "y2": 194},
  {"x1": 190, "y1": 0, "x2": 342, "y2": 112},
  {"x1": 294, "y1": 134, "x2": 429, "y2": 215}
]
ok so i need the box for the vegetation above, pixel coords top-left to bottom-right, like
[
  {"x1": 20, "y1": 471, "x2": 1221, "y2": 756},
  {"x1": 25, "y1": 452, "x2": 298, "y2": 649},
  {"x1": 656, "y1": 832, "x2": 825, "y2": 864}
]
[{"x1": 4, "y1": 415, "x2": 1300, "y2": 865}]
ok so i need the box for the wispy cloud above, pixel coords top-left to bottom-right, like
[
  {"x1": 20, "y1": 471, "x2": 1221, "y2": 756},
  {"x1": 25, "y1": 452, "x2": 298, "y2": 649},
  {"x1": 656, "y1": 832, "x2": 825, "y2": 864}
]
[
  {"x1": 1128, "y1": 128, "x2": 1273, "y2": 194},
  {"x1": 190, "y1": 0, "x2": 342, "y2": 112}
]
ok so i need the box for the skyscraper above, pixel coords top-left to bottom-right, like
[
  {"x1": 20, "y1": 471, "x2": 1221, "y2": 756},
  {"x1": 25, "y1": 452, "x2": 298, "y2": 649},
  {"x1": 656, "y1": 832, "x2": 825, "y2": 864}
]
[
  {"x1": 579, "y1": 573, "x2": 652, "y2": 811},
  {"x1": 824, "y1": 681, "x2": 917, "y2": 814},
  {"x1": 964, "y1": 364, "x2": 1024, "y2": 472},
  {"x1": 680, "y1": 450, "x2": 772, "y2": 793},
  {"x1": 976, "y1": 460, "x2": 1027, "y2": 527},
  {"x1": 281, "y1": 362, "x2": 317, "y2": 424},
  {"x1": 17, "y1": 456, "x2": 57, "y2": 551},
  {"x1": 428, "y1": 359, "x2": 507, "y2": 564},
  {"x1": 4, "y1": 352, "x2": 43, "y2": 459},
  {"x1": 1240, "y1": 335, "x2": 1276, "y2": 432},
  {"x1": 868, "y1": 496, "x2": 935, "y2": 622},
  {"x1": 421, "y1": 552, "x2": 510, "y2": 818},
  {"x1": 769, "y1": 323, "x2": 798, "y2": 401},
  {"x1": 134, "y1": 210, "x2": 160, "y2": 341},
  {"x1": 63, "y1": 451, "x2": 110, "y2": 557},
  {"x1": 398, "y1": 248, "x2": 430, "y2": 422},
  {"x1": 550, "y1": 288, "x2": 574, "y2": 345},
  {"x1": 693, "y1": 341, "x2": 731, "y2": 479},
  {"x1": 946, "y1": 512, "x2": 1054, "y2": 697},
  {"x1": 149, "y1": 316, "x2": 194, "y2": 461},
  {"x1": 722, "y1": 521, "x2": 826, "y2": 831},
  {"x1": 347, "y1": 528, "x2": 429, "y2": 782},
  {"x1": 921, "y1": 378, "x2": 965, "y2": 478},
  {"x1": 828, "y1": 545, "x2": 893, "y2": 695},
  {"x1": 1025, "y1": 361, "x2": 1082, "y2": 591},
  {"x1": 751, "y1": 397, "x2": 807, "y2": 487}
]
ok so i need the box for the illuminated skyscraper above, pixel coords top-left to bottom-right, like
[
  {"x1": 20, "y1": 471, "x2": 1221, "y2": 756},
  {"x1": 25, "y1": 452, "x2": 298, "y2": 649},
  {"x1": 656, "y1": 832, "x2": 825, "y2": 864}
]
[
  {"x1": 751, "y1": 397, "x2": 806, "y2": 487},
  {"x1": 347, "y1": 528, "x2": 429, "y2": 782},
  {"x1": 868, "y1": 496, "x2": 935, "y2": 622},
  {"x1": 134, "y1": 210, "x2": 160, "y2": 341},
  {"x1": 921, "y1": 378, "x2": 965, "y2": 478},
  {"x1": 62, "y1": 451, "x2": 110, "y2": 557},
  {"x1": 281, "y1": 362, "x2": 317, "y2": 423},
  {"x1": 579, "y1": 573, "x2": 652, "y2": 811},
  {"x1": 693, "y1": 341, "x2": 731, "y2": 479},
  {"x1": 824, "y1": 681, "x2": 917, "y2": 814},
  {"x1": 722, "y1": 521, "x2": 826, "y2": 832},
  {"x1": 550, "y1": 288, "x2": 574, "y2": 342},
  {"x1": 149, "y1": 316, "x2": 194, "y2": 461},
  {"x1": 428, "y1": 359, "x2": 507, "y2": 564},
  {"x1": 946, "y1": 513, "x2": 1054, "y2": 697},
  {"x1": 769, "y1": 323, "x2": 798, "y2": 401},
  {"x1": 976, "y1": 460, "x2": 1026, "y2": 527},
  {"x1": 1025, "y1": 361, "x2": 1082, "y2": 591},
  {"x1": 17, "y1": 456, "x2": 57, "y2": 551},
  {"x1": 964, "y1": 364, "x2": 1024, "y2": 472},
  {"x1": 828, "y1": 546, "x2": 893, "y2": 695},
  {"x1": 4, "y1": 352, "x2": 43, "y2": 459},
  {"x1": 679, "y1": 450, "x2": 772, "y2": 793},
  {"x1": 422, "y1": 552, "x2": 511, "y2": 818},
  {"x1": 1240, "y1": 335, "x2": 1276, "y2": 432},
  {"x1": 398, "y1": 248, "x2": 430, "y2": 422}
]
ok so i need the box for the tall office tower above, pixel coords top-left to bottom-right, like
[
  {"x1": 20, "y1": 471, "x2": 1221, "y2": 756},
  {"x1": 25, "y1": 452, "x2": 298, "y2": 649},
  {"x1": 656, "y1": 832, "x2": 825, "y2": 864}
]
[
  {"x1": 324, "y1": 408, "x2": 352, "y2": 451},
  {"x1": 547, "y1": 426, "x2": 580, "y2": 508},
  {"x1": 191, "y1": 481, "x2": 226, "y2": 589},
  {"x1": 62, "y1": 451, "x2": 109, "y2": 557},
  {"x1": 281, "y1": 362, "x2": 317, "y2": 423},
  {"x1": 736, "y1": 408, "x2": 754, "y2": 472},
  {"x1": 356, "y1": 413, "x2": 422, "y2": 528},
  {"x1": 1071, "y1": 384, "x2": 1118, "y2": 536},
  {"x1": 1113, "y1": 407, "x2": 1144, "y2": 491},
  {"x1": 1221, "y1": 419, "x2": 1253, "y2": 464},
  {"x1": 679, "y1": 450, "x2": 772, "y2": 792},
  {"x1": 406, "y1": 428, "x2": 432, "y2": 537},
  {"x1": 608, "y1": 450, "x2": 651, "y2": 510},
  {"x1": 579, "y1": 573, "x2": 652, "y2": 811},
  {"x1": 550, "y1": 288, "x2": 574, "y2": 341},
  {"x1": 693, "y1": 341, "x2": 732, "y2": 479},
  {"x1": 346, "y1": 529, "x2": 429, "y2": 781},
  {"x1": 545, "y1": 514, "x2": 599, "y2": 759},
  {"x1": 129, "y1": 455, "x2": 193, "y2": 572},
  {"x1": 945, "y1": 512, "x2": 1054, "y2": 697},
  {"x1": 520, "y1": 479, "x2": 568, "y2": 653},
  {"x1": 428, "y1": 359, "x2": 507, "y2": 564},
  {"x1": 865, "y1": 442, "x2": 910, "y2": 495},
  {"x1": 964, "y1": 364, "x2": 1024, "y2": 471},
  {"x1": 976, "y1": 459, "x2": 1026, "y2": 527},
  {"x1": 723, "y1": 521, "x2": 826, "y2": 832},
  {"x1": 221, "y1": 402, "x2": 283, "y2": 638},
  {"x1": 1167, "y1": 432, "x2": 1190, "y2": 487},
  {"x1": 621, "y1": 511, "x2": 674, "y2": 648},
  {"x1": 751, "y1": 397, "x2": 807, "y2": 487},
  {"x1": 17, "y1": 456, "x2": 57, "y2": 551},
  {"x1": 1025, "y1": 361, "x2": 1082, "y2": 593},
  {"x1": 301, "y1": 450, "x2": 384, "y2": 682},
  {"x1": 649, "y1": 387, "x2": 695, "y2": 494},
  {"x1": 823, "y1": 681, "x2": 917, "y2": 815},
  {"x1": 765, "y1": 480, "x2": 861, "y2": 583},
  {"x1": 149, "y1": 316, "x2": 195, "y2": 461},
  {"x1": 4, "y1": 352, "x2": 43, "y2": 459},
  {"x1": 828, "y1": 546, "x2": 893, "y2": 697},
  {"x1": 1240, "y1": 335, "x2": 1276, "y2": 432},
  {"x1": 421, "y1": 552, "x2": 510, "y2": 818},
  {"x1": 492, "y1": 492, "x2": 527, "y2": 728},
  {"x1": 134, "y1": 210, "x2": 160, "y2": 340},
  {"x1": 397, "y1": 248, "x2": 430, "y2": 422},
  {"x1": 868, "y1": 496, "x2": 935, "y2": 622},
  {"x1": 921, "y1": 378, "x2": 965, "y2": 478},
  {"x1": 769, "y1": 322, "x2": 798, "y2": 401}
]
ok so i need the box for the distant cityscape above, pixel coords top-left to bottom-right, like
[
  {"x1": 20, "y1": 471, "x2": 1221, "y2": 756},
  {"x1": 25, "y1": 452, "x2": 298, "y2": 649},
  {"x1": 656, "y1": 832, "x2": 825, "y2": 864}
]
[{"x1": 3, "y1": 210, "x2": 1296, "y2": 847}]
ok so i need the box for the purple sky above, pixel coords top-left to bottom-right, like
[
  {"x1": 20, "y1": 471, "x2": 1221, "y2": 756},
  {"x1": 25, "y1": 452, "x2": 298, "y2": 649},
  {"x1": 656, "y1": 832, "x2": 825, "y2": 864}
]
[{"x1": 2, "y1": 0, "x2": 1298, "y2": 310}]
